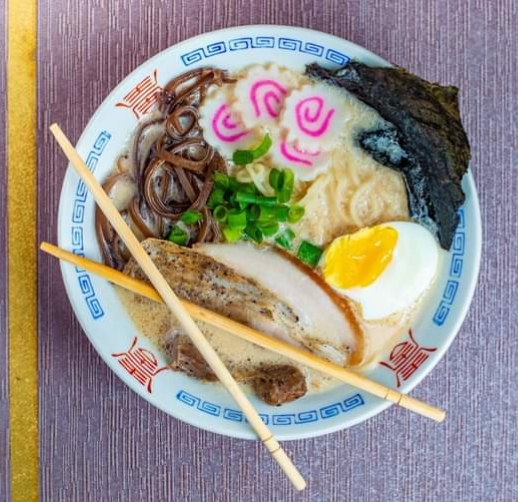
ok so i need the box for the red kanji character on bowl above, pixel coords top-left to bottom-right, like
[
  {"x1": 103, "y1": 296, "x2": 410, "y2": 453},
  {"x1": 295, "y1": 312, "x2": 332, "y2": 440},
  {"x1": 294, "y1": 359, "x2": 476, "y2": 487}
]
[
  {"x1": 112, "y1": 337, "x2": 169, "y2": 393},
  {"x1": 115, "y1": 70, "x2": 162, "y2": 119},
  {"x1": 379, "y1": 330, "x2": 436, "y2": 388}
]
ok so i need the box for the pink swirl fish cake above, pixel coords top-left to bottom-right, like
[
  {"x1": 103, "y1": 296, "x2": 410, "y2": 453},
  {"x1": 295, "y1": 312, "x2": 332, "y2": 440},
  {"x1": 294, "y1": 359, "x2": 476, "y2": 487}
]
[
  {"x1": 234, "y1": 64, "x2": 300, "y2": 130},
  {"x1": 269, "y1": 131, "x2": 330, "y2": 181},
  {"x1": 281, "y1": 84, "x2": 348, "y2": 151},
  {"x1": 199, "y1": 86, "x2": 260, "y2": 158}
]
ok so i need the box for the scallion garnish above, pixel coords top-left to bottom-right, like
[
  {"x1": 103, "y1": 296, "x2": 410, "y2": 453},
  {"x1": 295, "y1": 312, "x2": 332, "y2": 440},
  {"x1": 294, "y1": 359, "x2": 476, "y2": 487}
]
[
  {"x1": 269, "y1": 168, "x2": 294, "y2": 202},
  {"x1": 180, "y1": 209, "x2": 203, "y2": 225},
  {"x1": 223, "y1": 226, "x2": 243, "y2": 243},
  {"x1": 207, "y1": 187, "x2": 225, "y2": 208},
  {"x1": 244, "y1": 224, "x2": 263, "y2": 244},
  {"x1": 207, "y1": 162, "x2": 304, "y2": 245},
  {"x1": 213, "y1": 171, "x2": 230, "y2": 189},
  {"x1": 239, "y1": 182, "x2": 259, "y2": 195},
  {"x1": 213, "y1": 205, "x2": 228, "y2": 223},
  {"x1": 297, "y1": 240, "x2": 323, "y2": 268},
  {"x1": 246, "y1": 204, "x2": 261, "y2": 222},
  {"x1": 258, "y1": 221, "x2": 279, "y2": 237},
  {"x1": 275, "y1": 229, "x2": 295, "y2": 250},
  {"x1": 232, "y1": 134, "x2": 272, "y2": 165},
  {"x1": 213, "y1": 171, "x2": 247, "y2": 193},
  {"x1": 234, "y1": 192, "x2": 278, "y2": 206},
  {"x1": 287, "y1": 205, "x2": 305, "y2": 223},
  {"x1": 232, "y1": 150, "x2": 254, "y2": 165},
  {"x1": 257, "y1": 205, "x2": 289, "y2": 223},
  {"x1": 278, "y1": 169, "x2": 294, "y2": 192},
  {"x1": 269, "y1": 168, "x2": 282, "y2": 191},
  {"x1": 227, "y1": 209, "x2": 248, "y2": 230},
  {"x1": 167, "y1": 225, "x2": 189, "y2": 246},
  {"x1": 276, "y1": 189, "x2": 291, "y2": 204}
]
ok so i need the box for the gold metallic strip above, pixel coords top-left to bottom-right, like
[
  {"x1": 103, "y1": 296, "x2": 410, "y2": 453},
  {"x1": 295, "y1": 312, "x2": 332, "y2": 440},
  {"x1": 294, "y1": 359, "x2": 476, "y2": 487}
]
[{"x1": 7, "y1": 0, "x2": 38, "y2": 499}]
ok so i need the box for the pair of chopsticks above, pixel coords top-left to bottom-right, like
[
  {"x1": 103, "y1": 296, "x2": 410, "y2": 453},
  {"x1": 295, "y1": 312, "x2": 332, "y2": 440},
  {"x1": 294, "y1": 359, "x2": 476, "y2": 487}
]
[
  {"x1": 49, "y1": 124, "x2": 445, "y2": 491},
  {"x1": 50, "y1": 124, "x2": 306, "y2": 490}
]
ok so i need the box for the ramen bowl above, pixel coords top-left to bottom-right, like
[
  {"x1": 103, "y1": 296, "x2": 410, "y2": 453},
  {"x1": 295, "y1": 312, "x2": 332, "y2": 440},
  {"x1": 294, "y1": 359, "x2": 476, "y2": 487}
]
[{"x1": 58, "y1": 25, "x2": 481, "y2": 440}]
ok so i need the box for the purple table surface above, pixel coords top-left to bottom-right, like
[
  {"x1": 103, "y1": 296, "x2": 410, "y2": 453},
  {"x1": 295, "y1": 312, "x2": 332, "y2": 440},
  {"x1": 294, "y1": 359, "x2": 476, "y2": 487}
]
[{"x1": 2, "y1": 0, "x2": 518, "y2": 500}]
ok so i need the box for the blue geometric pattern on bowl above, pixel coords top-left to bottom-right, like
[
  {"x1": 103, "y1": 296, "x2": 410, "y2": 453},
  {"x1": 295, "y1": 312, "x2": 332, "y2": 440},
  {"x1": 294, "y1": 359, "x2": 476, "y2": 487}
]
[
  {"x1": 180, "y1": 35, "x2": 350, "y2": 67},
  {"x1": 176, "y1": 389, "x2": 365, "y2": 424},
  {"x1": 433, "y1": 209, "x2": 466, "y2": 326},
  {"x1": 70, "y1": 130, "x2": 111, "y2": 320}
]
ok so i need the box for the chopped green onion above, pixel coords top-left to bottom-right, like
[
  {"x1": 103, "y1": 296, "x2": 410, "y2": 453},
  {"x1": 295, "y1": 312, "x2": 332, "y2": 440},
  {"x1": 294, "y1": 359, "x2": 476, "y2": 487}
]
[
  {"x1": 209, "y1": 165, "x2": 302, "y2": 246},
  {"x1": 244, "y1": 224, "x2": 263, "y2": 244},
  {"x1": 239, "y1": 182, "x2": 259, "y2": 195},
  {"x1": 258, "y1": 221, "x2": 279, "y2": 237},
  {"x1": 257, "y1": 205, "x2": 289, "y2": 223},
  {"x1": 180, "y1": 209, "x2": 203, "y2": 225},
  {"x1": 270, "y1": 168, "x2": 294, "y2": 202},
  {"x1": 223, "y1": 226, "x2": 243, "y2": 243},
  {"x1": 227, "y1": 209, "x2": 247, "y2": 230},
  {"x1": 213, "y1": 172, "x2": 249, "y2": 193},
  {"x1": 232, "y1": 150, "x2": 254, "y2": 165},
  {"x1": 213, "y1": 205, "x2": 228, "y2": 223},
  {"x1": 213, "y1": 171, "x2": 231, "y2": 189},
  {"x1": 297, "y1": 240, "x2": 323, "y2": 268},
  {"x1": 232, "y1": 134, "x2": 272, "y2": 165},
  {"x1": 247, "y1": 204, "x2": 260, "y2": 221},
  {"x1": 275, "y1": 229, "x2": 295, "y2": 250},
  {"x1": 252, "y1": 133, "x2": 272, "y2": 158},
  {"x1": 285, "y1": 228, "x2": 296, "y2": 240},
  {"x1": 279, "y1": 169, "x2": 295, "y2": 192},
  {"x1": 227, "y1": 192, "x2": 248, "y2": 210},
  {"x1": 287, "y1": 205, "x2": 305, "y2": 223},
  {"x1": 167, "y1": 225, "x2": 189, "y2": 246},
  {"x1": 228, "y1": 177, "x2": 243, "y2": 192},
  {"x1": 234, "y1": 192, "x2": 278, "y2": 206},
  {"x1": 276, "y1": 189, "x2": 292, "y2": 203},
  {"x1": 269, "y1": 168, "x2": 283, "y2": 191},
  {"x1": 207, "y1": 187, "x2": 225, "y2": 208}
]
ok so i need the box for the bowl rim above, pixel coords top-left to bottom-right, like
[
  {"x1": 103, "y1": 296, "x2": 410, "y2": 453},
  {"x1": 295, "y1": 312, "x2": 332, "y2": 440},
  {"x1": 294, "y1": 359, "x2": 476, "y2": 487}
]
[{"x1": 57, "y1": 24, "x2": 482, "y2": 440}]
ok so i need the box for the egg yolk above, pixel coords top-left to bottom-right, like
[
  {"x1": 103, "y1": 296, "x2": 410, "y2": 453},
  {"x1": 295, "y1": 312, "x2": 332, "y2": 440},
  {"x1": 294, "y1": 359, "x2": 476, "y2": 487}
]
[{"x1": 322, "y1": 226, "x2": 398, "y2": 289}]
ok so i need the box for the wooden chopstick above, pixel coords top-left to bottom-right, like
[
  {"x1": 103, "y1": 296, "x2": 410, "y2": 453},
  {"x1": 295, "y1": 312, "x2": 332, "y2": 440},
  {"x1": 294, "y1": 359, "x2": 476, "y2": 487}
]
[
  {"x1": 41, "y1": 241, "x2": 446, "y2": 424},
  {"x1": 49, "y1": 124, "x2": 306, "y2": 491}
]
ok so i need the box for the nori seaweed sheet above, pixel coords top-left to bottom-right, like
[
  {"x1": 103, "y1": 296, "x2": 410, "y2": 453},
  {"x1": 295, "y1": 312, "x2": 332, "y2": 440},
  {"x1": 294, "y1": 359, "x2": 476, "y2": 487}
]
[{"x1": 306, "y1": 62, "x2": 471, "y2": 250}]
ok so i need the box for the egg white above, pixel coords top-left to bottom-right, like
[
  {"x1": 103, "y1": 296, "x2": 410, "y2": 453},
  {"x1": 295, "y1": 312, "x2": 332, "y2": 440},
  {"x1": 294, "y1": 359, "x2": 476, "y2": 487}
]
[{"x1": 337, "y1": 222, "x2": 440, "y2": 320}]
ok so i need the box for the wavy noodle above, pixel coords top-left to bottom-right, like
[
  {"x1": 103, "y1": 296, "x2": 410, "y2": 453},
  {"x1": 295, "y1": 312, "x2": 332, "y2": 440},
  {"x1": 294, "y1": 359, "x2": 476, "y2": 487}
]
[
  {"x1": 296, "y1": 150, "x2": 409, "y2": 247},
  {"x1": 245, "y1": 163, "x2": 275, "y2": 196},
  {"x1": 96, "y1": 67, "x2": 232, "y2": 269},
  {"x1": 349, "y1": 174, "x2": 386, "y2": 227}
]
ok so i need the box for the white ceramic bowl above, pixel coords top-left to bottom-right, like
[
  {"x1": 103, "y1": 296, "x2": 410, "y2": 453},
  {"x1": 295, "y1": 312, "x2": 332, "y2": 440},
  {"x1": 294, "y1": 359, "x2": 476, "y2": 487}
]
[{"x1": 58, "y1": 25, "x2": 482, "y2": 440}]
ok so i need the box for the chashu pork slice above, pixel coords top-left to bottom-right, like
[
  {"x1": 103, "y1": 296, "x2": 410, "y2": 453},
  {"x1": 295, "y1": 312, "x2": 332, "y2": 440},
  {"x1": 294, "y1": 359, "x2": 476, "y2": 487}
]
[
  {"x1": 123, "y1": 238, "x2": 309, "y2": 352},
  {"x1": 124, "y1": 239, "x2": 365, "y2": 366},
  {"x1": 197, "y1": 242, "x2": 365, "y2": 366}
]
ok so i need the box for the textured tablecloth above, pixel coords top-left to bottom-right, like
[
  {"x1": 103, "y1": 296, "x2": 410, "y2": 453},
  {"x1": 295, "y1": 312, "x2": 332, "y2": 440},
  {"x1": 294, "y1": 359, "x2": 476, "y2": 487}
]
[{"x1": 2, "y1": 0, "x2": 518, "y2": 500}]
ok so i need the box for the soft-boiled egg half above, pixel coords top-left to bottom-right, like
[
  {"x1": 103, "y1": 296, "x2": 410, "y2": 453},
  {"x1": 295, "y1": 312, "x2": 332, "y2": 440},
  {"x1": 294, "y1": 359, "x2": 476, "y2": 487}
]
[{"x1": 322, "y1": 222, "x2": 440, "y2": 320}]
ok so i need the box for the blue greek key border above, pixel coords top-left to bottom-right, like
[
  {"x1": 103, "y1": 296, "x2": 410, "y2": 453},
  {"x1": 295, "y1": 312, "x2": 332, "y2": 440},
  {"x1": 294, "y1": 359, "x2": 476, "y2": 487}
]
[
  {"x1": 176, "y1": 390, "x2": 364, "y2": 424},
  {"x1": 433, "y1": 208, "x2": 466, "y2": 326},
  {"x1": 70, "y1": 130, "x2": 112, "y2": 320},
  {"x1": 180, "y1": 36, "x2": 349, "y2": 67}
]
